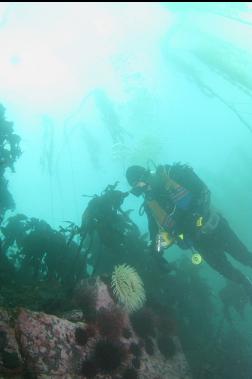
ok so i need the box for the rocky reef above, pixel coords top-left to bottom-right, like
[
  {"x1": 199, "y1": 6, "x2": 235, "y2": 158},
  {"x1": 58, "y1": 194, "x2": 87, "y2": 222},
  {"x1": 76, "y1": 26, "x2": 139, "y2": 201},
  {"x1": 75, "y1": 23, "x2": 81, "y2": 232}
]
[{"x1": 0, "y1": 277, "x2": 192, "y2": 379}]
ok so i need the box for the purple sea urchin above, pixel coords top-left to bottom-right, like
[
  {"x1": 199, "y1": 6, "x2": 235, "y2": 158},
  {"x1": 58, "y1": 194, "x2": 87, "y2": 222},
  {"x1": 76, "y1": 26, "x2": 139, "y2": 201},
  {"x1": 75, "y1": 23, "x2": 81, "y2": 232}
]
[
  {"x1": 73, "y1": 279, "x2": 97, "y2": 321},
  {"x1": 81, "y1": 360, "x2": 98, "y2": 378},
  {"x1": 75, "y1": 327, "x2": 89, "y2": 346},
  {"x1": 94, "y1": 339, "x2": 127, "y2": 372},
  {"x1": 122, "y1": 367, "x2": 139, "y2": 379},
  {"x1": 96, "y1": 306, "x2": 125, "y2": 339}
]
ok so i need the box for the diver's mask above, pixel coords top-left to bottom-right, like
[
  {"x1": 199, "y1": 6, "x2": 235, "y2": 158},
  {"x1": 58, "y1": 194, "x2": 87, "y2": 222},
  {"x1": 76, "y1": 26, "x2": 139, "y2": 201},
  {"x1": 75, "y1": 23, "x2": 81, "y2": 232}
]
[{"x1": 130, "y1": 181, "x2": 148, "y2": 197}]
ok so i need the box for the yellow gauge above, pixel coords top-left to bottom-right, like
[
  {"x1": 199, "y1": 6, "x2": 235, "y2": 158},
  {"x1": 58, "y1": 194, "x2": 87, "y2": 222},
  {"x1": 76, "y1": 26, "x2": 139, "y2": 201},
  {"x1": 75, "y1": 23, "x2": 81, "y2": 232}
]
[{"x1": 161, "y1": 232, "x2": 173, "y2": 247}]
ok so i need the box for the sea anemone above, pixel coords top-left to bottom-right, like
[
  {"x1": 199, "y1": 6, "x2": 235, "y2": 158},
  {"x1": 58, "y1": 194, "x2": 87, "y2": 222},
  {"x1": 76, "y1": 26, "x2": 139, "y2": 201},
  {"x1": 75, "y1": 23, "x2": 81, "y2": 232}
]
[
  {"x1": 96, "y1": 306, "x2": 125, "y2": 339},
  {"x1": 81, "y1": 359, "x2": 98, "y2": 378},
  {"x1": 111, "y1": 264, "x2": 146, "y2": 313},
  {"x1": 93, "y1": 339, "x2": 127, "y2": 372},
  {"x1": 157, "y1": 335, "x2": 176, "y2": 359},
  {"x1": 75, "y1": 327, "x2": 89, "y2": 346},
  {"x1": 130, "y1": 308, "x2": 156, "y2": 338}
]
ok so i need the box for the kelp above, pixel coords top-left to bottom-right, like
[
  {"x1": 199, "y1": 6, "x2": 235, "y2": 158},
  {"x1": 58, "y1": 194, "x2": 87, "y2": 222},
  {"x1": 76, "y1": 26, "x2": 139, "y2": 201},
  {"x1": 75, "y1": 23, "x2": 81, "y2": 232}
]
[
  {"x1": 92, "y1": 88, "x2": 126, "y2": 145},
  {"x1": 81, "y1": 127, "x2": 102, "y2": 170},
  {"x1": 55, "y1": 88, "x2": 131, "y2": 171},
  {"x1": 0, "y1": 104, "x2": 21, "y2": 219},
  {"x1": 191, "y1": 33, "x2": 252, "y2": 96},
  {"x1": 165, "y1": 50, "x2": 252, "y2": 135},
  {"x1": 40, "y1": 115, "x2": 55, "y2": 176}
]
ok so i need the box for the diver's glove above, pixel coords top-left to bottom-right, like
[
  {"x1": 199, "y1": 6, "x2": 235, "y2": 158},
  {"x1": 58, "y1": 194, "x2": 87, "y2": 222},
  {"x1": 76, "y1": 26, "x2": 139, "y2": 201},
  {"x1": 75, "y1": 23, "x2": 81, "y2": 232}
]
[
  {"x1": 146, "y1": 239, "x2": 158, "y2": 252},
  {"x1": 147, "y1": 239, "x2": 165, "y2": 256}
]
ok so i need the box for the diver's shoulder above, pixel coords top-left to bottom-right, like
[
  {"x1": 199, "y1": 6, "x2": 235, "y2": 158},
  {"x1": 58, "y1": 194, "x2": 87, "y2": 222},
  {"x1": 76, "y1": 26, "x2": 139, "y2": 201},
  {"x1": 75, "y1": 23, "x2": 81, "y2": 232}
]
[
  {"x1": 164, "y1": 162, "x2": 195, "y2": 183},
  {"x1": 155, "y1": 162, "x2": 194, "y2": 179},
  {"x1": 170, "y1": 161, "x2": 194, "y2": 173}
]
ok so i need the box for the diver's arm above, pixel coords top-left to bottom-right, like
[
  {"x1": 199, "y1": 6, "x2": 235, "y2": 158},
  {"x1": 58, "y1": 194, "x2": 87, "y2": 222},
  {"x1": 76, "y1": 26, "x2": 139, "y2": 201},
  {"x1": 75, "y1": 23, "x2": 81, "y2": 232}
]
[{"x1": 144, "y1": 200, "x2": 175, "y2": 252}]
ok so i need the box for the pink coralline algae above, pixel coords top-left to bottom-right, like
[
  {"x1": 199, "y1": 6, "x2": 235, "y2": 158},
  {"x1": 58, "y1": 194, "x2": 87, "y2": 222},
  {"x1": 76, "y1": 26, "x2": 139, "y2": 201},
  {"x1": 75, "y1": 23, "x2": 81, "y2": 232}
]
[
  {"x1": 0, "y1": 278, "x2": 192, "y2": 379},
  {"x1": 15, "y1": 308, "x2": 88, "y2": 376}
]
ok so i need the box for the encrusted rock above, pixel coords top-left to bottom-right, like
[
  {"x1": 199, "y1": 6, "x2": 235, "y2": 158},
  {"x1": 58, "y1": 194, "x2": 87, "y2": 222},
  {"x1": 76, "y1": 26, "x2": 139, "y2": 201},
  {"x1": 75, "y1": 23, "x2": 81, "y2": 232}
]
[
  {"x1": 16, "y1": 308, "x2": 87, "y2": 377},
  {"x1": 61, "y1": 309, "x2": 84, "y2": 322},
  {"x1": 0, "y1": 279, "x2": 192, "y2": 378}
]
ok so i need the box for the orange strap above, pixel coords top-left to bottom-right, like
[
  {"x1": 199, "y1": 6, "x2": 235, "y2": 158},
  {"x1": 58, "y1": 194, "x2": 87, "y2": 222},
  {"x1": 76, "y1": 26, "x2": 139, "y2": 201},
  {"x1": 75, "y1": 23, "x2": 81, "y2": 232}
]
[{"x1": 147, "y1": 199, "x2": 167, "y2": 227}]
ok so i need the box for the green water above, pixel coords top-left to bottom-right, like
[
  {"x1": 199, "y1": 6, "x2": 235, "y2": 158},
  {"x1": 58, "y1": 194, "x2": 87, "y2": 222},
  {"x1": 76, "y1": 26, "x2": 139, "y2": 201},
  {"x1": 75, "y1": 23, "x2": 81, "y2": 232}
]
[{"x1": 1, "y1": 2, "x2": 252, "y2": 378}]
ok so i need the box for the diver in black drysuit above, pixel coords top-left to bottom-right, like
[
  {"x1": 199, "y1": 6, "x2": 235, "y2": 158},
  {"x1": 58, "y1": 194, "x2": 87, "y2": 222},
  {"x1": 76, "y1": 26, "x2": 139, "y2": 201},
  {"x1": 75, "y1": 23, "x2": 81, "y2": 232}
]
[{"x1": 125, "y1": 163, "x2": 252, "y2": 301}]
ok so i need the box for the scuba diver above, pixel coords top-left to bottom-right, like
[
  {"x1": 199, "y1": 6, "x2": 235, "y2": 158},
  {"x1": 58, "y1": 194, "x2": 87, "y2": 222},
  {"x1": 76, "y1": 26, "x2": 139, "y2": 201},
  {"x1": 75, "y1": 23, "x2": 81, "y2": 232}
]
[
  {"x1": 80, "y1": 183, "x2": 132, "y2": 249},
  {"x1": 78, "y1": 183, "x2": 139, "y2": 275},
  {"x1": 125, "y1": 163, "x2": 252, "y2": 301}
]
